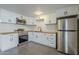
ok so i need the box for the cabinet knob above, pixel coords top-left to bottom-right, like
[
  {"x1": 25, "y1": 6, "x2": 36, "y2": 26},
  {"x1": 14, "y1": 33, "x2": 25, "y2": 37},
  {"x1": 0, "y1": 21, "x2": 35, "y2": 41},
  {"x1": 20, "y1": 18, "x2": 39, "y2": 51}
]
[
  {"x1": 64, "y1": 11, "x2": 67, "y2": 15},
  {"x1": 10, "y1": 35, "x2": 13, "y2": 41}
]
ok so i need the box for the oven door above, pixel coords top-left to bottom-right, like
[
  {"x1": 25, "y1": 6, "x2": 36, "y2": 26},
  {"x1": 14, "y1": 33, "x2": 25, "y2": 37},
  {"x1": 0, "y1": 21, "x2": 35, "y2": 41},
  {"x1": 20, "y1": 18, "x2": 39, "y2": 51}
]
[{"x1": 19, "y1": 35, "x2": 28, "y2": 43}]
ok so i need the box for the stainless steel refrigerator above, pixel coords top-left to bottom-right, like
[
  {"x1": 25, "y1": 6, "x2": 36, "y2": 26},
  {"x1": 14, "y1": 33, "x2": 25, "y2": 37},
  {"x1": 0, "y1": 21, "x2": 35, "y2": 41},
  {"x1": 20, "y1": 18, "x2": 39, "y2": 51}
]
[{"x1": 57, "y1": 15, "x2": 79, "y2": 55}]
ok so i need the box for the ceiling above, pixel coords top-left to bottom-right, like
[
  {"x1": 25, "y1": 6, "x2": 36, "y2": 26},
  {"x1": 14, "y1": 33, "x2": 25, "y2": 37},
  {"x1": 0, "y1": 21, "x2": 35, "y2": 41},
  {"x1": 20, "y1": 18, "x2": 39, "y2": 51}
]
[{"x1": 0, "y1": 4, "x2": 77, "y2": 17}]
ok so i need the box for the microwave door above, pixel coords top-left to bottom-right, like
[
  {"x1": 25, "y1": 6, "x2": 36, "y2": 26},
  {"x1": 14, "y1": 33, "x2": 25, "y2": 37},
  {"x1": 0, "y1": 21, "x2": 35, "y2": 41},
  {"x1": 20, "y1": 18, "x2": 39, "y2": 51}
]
[{"x1": 58, "y1": 19, "x2": 65, "y2": 30}]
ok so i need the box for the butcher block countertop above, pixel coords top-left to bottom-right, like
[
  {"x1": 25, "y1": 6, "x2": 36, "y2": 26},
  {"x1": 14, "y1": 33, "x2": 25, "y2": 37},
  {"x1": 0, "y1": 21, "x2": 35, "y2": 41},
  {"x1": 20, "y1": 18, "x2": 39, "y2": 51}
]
[
  {"x1": 0, "y1": 32, "x2": 18, "y2": 35},
  {"x1": 0, "y1": 30, "x2": 57, "y2": 35}
]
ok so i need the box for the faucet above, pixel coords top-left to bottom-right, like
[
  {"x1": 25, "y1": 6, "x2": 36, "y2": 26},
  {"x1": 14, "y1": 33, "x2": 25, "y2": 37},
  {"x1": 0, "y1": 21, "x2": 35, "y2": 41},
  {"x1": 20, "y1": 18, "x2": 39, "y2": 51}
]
[{"x1": 38, "y1": 27, "x2": 42, "y2": 32}]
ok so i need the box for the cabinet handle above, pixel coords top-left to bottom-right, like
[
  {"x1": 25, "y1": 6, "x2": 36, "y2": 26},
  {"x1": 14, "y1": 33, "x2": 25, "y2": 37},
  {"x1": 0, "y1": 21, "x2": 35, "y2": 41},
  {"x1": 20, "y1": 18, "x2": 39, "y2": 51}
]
[
  {"x1": 64, "y1": 11, "x2": 67, "y2": 15},
  {"x1": 49, "y1": 20, "x2": 51, "y2": 23},
  {"x1": 50, "y1": 43, "x2": 54, "y2": 44},
  {"x1": 10, "y1": 38, "x2": 13, "y2": 41},
  {"x1": 10, "y1": 35, "x2": 13, "y2": 41},
  {"x1": 36, "y1": 35, "x2": 38, "y2": 38}
]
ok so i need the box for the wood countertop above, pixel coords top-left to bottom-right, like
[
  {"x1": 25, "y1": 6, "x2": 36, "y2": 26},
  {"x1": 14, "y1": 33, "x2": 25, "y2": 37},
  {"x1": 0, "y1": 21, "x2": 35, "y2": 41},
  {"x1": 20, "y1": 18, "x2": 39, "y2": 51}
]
[
  {"x1": 19, "y1": 30, "x2": 57, "y2": 34},
  {"x1": 26, "y1": 31, "x2": 57, "y2": 34},
  {"x1": 0, "y1": 32, "x2": 18, "y2": 35},
  {"x1": 0, "y1": 30, "x2": 57, "y2": 35}
]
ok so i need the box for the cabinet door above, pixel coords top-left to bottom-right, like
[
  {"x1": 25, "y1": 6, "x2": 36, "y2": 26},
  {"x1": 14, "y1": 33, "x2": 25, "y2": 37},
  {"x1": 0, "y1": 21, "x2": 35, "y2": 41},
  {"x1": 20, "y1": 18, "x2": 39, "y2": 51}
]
[
  {"x1": 0, "y1": 34, "x2": 12, "y2": 51},
  {"x1": 28, "y1": 32, "x2": 34, "y2": 41},
  {"x1": 56, "y1": 8, "x2": 66, "y2": 17},
  {"x1": 34, "y1": 33, "x2": 48, "y2": 46},
  {"x1": 8, "y1": 12, "x2": 17, "y2": 23},
  {"x1": 46, "y1": 14, "x2": 56, "y2": 24},
  {"x1": 37, "y1": 33, "x2": 45, "y2": 43},
  {"x1": 30, "y1": 17, "x2": 36, "y2": 25},
  {"x1": 0, "y1": 34, "x2": 18, "y2": 51},
  {"x1": 27, "y1": 17, "x2": 36, "y2": 25},
  {"x1": 48, "y1": 34, "x2": 56, "y2": 48},
  {"x1": 1, "y1": 10, "x2": 10, "y2": 23},
  {"x1": 27, "y1": 17, "x2": 32, "y2": 25},
  {"x1": 10, "y1": 33, "x2": 19, "y2": 46},
  {"x1": 56, "y1": 6, "x2": 79, "y2": 17},
  {"x1": 0, "y1": 9, "x2": 16, "y2": 23},
  {"x1": 40, "y1": 33, "x2": 48, "y2": 45},
  {"x1": 32, "y1": 32, "x2": 43, "y2": 43},
  {"x1": 33, "y1": 32, "x2": 39, "y2": 42},
  {"x1": 66, "y1": 6, "x2": 79, "y2": 16}
]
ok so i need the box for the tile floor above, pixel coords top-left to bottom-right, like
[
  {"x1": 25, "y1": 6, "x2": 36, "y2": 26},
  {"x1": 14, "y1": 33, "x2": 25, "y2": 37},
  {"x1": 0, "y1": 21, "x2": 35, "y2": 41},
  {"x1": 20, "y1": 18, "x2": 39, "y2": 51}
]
[{"x1": 0, "y1": 42, "x2": 63, "y2": 55}]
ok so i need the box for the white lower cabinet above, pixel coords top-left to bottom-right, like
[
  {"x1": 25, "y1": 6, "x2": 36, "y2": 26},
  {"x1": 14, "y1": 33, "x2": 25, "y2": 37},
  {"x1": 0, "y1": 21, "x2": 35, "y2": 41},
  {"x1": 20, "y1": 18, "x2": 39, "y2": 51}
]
[
  {"x1": 47, "y1": 34, "x2": 56, "y2": 48},
  {"x1": 0, "y1": 33, "x2": 19, "y2": 51},
  {"x1": 28, "y1": 32, "x2": 34, "y2": 41},
  {"x1": 28, "y1": 32, "x2": 56, "y2": 48}
]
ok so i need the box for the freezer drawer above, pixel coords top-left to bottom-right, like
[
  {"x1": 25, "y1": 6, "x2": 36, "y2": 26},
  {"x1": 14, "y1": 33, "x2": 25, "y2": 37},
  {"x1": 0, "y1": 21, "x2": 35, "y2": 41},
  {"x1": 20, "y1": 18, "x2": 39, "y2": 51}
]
[
  {"x1": 57, "y1": 31, "x2": 77, "y2": 54},
  {"x1": 57, "y1": 31, "x2": 64, "y2": 52},
  {"x1": 66, "y1": 31, "x2": 77, "y2": 54}
]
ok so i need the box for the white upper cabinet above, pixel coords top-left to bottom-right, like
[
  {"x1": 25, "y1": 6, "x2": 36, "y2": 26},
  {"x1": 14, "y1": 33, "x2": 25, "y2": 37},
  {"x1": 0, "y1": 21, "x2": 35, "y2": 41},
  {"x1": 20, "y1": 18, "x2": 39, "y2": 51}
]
[
  {"x1": 0, "y1": 9, "x2": 36, "y2": 25},
  {"x1": 0, "y1": 9, "x2": 28, "y2": 25},
  {"x1": 45, "y1": 14, "x2": 56, "y2": 24},
  {"x1": 26, "y1": 17, "x2": 36, "y2": 25},
  {"x1": 0, "y1": 9, "x2": 17, "y2": 23},
  {"x1": 56, "y1": 6, "x2": 79, "y2": 17}
]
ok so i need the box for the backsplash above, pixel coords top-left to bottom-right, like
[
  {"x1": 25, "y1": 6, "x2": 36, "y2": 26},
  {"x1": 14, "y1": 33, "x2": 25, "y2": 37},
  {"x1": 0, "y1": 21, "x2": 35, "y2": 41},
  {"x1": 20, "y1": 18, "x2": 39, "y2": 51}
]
[{"x1": 0, "y1": 23, "x2": 35, "y2": 33}]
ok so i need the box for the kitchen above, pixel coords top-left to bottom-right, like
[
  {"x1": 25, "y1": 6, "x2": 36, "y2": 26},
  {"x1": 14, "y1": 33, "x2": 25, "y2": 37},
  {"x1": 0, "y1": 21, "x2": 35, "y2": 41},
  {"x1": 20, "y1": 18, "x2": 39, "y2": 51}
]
[{"x1": 0, "y1": 4, "x2": 78, "y2": 55}]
